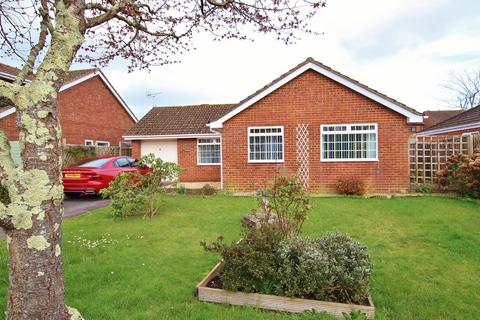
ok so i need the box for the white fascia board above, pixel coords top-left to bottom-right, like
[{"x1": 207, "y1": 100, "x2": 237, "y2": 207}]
[
  {"x1": 0, "y1": 107, "x2": 16, "y2": 118},
  {"x1": 0, "y1": 72, "x2": 17, "y2": 82},
  {"x1": 417, "y1": 121, "x2": 480, "y2": 136},
  {"x1": 209, "y1": 62, "x2": 423, "y2": 128},
  {"x1": 123, "y1": 133, "x2": 221, "y2": 140}
]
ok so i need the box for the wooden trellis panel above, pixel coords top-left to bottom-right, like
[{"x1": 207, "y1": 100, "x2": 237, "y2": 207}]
[
  {"x1": 409, "y1": 135, "x2": 473, "y2": 185},
  {"x1": 296, "y1": 124, "x2": 309, "y2": 189}
]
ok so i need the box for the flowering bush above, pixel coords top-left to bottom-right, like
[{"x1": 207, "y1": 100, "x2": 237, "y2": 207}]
[
  {"x1": 101, "y1": 153, "x2": 180, "y2": 218},
  {"x1": 336, "y1": 178, "x2": 366, "y2": 196},
  {"x1": 437, "y1": 150, "x2": 480, "y2": 198}
]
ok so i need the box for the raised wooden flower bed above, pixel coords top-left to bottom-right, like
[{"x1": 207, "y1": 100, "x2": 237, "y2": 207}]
[{"x1": 196, "y1": 262, "x2": 375, "y2": 319}]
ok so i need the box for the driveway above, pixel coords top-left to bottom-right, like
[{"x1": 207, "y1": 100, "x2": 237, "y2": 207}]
[{"x1": 0, "y1": 196, "x2": 111, "y2": 238}]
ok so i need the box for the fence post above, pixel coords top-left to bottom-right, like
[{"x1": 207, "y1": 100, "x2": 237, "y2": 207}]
[{"x1": 467, "y1": 135, "x2": 474, "y2": 155}]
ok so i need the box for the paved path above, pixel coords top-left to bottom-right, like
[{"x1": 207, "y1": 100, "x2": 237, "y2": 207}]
[{"x1": 0, "y1": 197, "x2": 111, "y2": 238}]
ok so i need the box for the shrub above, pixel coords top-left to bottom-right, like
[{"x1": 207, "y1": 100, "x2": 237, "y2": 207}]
[
  {"x1": 416, "y1": 184, "x2": 433, "y2": 193},
  {"x1": 437, "y1": 150, "x2": 480, "y2": 198},
  {"x1": 201, "y1": 226, "x2": 283, "y2": 294},
  {"x1": 100, "y1": 172, "x2": 146, "y2": 219},
  {"x1": 336, "y1": 178, "x2": 366, "y2": 196},
  {"x1": 275, "y1": 237, "x2": 330, "y2": 298},
  {"x1": 201, "y1": 184, "x2": 217, "y2": 196},
  {"x1": 101, "y1": 154, "x2": 180, "y2": 218},
  {"x1": 258, "y1": 176, "x2": 311, "y2": 237},
  {"x1": 63, "y1": 146, "x2": 96, "y2": 168},
  {"x1": 276, "y1": 233, "x2": 372, "y2": 304},
  {"x1": 315, "y1": 232, "x2": 373, "y2": 304},
  {"x1": 202, "y1": 229, "x2": 372, "y2": 305}
]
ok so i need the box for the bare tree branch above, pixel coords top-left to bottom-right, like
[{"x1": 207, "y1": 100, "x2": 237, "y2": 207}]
[
  {"x1": 443, "y1": 68, "x2": 480, "y2": 110},
  {"x1": 15, "y1": 1, "x2": 52, "y2": 84}
]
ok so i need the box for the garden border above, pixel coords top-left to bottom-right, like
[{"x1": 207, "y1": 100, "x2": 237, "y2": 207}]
[{"x1": 196, "y1": 262, "x2": 375, "y2": 319}]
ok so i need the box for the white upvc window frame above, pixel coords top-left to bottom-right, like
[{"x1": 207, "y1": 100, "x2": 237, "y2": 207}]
[
  {"x1": 84, "y1": 140, "x2": 94, "y2": 146},
  {"x1": 248, "y1": 126, "x2": 285, "y2": 163},
  {"x1": 95, "y1": 140, "x2": 110, "y2": 147},
  {"x1": 320, "y1": 123, "x2": 378, "y2": 162},
  {"x1": 197, "y1": 138, "x2": 221, "y2": 165}
]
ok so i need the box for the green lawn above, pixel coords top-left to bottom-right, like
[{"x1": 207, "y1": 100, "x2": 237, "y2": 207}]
[{"x1": 1, "y1": 195, "x2": 479, "y2": 319}]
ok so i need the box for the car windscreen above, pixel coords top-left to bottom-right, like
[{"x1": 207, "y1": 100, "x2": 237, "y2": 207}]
[{"x1": 76, "y1": 158, "x2": 111, "y2": 167}]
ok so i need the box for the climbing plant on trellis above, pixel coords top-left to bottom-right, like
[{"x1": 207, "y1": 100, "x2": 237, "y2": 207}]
[{"x1": 296, "y1": 123, "x2": 310, "y2": 189}]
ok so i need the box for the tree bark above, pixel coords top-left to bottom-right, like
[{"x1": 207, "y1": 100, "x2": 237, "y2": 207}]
[
  {"x1": 0, "y1": 2, "x2": 87, "y2": 319},
  {"x1": 4, "y1": 96, "x2": 70, "y2": 319}
]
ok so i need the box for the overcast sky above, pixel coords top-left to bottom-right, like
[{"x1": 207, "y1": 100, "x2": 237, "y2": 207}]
[{"x1": 12, "y1": 0, "x2": 480, "y2": 119}]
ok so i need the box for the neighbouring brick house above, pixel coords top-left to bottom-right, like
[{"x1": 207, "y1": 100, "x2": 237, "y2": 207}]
[
  {"x1": 124, "y1": 58, "x2": 424, "y2": 193},
  {"x1": 422, "y1": 110, "x2": 463, "y2": 130},
  {"x1": 0, "y1": 62, "x2": 137, "y2": 163},
  {"x1": 418, "y1": 105, "x2": 480, "y2": 136}
]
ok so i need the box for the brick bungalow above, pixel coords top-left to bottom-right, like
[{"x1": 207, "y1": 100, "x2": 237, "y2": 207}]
[
  {"x1": 0, "y1": 62, "x2": 137, "y2": 163},
  {"x1": 124, "y1": 58, "x2": 424, "y2": 193},
  {"x1": 418, "y1": 105, "x2": 479, "y2": 136}
]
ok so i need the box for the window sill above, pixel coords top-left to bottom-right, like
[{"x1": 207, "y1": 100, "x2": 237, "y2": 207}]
[
  {"x1": 320, "y1": 159, "x2": 379, "y2": 162},
  {"x1": 248, "y1": 160, "x2": 285, "y2": 164},
  {"x1": 197, "y1": 163, "x2": 221, "y2": 166}
]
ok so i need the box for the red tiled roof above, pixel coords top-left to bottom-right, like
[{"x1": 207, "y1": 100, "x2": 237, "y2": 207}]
[
  {"x1": 423, "y1": 110, "x2": 463, "y2": 129},
  {"x1": 421, "y1": 105, "x2": 480, "y2": 133},
  {"x1": 0, "y1": 62, "x2": 97, "y2": 85},
  {"x1": 124, "y1": 104, "x2": 236, "y2": 136}
]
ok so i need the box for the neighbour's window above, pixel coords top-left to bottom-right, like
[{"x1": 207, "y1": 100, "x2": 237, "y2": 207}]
[
  {"x1": 321, "y1": 124, "x2": 378, "y2": 161},
  {"x1": 96, "y1": 141, "x2": 110, "y2": 147},
  {"x1": 84, "y1": 140, "x2": 94, "y2": 146},
  {"x1": 248, "y1": 126, "x2": 284, "y2": 162},
  {"x1": 197, "y1": 138, "x2": 221, "y2": 165}
]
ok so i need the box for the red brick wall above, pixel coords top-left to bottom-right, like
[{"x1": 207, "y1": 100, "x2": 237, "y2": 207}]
[
  {"x1": 0, "y1": 76, "x2": 135, "y2": 145},
  {"x1": 132, "y1": 140, "x2": 141, "y2": 158},
  {"x1": 58, "y1": 76, "x2": 135, "y2": 145},
  {"x1": 177, "y1": 139, "x2": 221, "y2": 182},
  {"x1": 221, "y1": 70, "x2": 412, "y2": 193},
  {"x1": 0, "y1": 113, "x2": 18, "y2": 140}
]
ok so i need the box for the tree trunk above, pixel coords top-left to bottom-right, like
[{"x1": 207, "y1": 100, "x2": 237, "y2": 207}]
[
  {"x1": 4, "y1": 97, "x2": 75, "y2": 320},
  {"x1": 0, "y1": 2, "x2": 87, "y2": 318},
  {"x1": 6, "y1": 207, "x2": 68, "y2": 319}
]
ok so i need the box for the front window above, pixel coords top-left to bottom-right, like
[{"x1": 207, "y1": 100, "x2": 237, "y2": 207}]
[
  {"x1": 197, "y1": 138, "x2": 221, "y2": 165},
  {"x1": 321, "y1": 124, "x2": 378, "y2": 161},
  {"x1": 96, "y1": 141, "x2": 110, "y2": 147},
  {"x1": 248, "y1": 126, "x2": 284, "y2": 162}
]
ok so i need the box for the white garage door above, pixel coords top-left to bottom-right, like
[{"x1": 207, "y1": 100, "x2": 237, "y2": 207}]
[{"x1": 140, "y1": 139, "x2": 178, "y2": 163}]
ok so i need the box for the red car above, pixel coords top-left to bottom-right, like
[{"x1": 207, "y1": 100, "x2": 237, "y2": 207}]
[{"x1": 62, "y1": 156, "x2": 151, "y2": 195}]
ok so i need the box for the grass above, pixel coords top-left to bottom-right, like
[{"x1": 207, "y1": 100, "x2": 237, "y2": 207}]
[{"x1": 0, "y1": 195, "x2": 479, "y2": 319}]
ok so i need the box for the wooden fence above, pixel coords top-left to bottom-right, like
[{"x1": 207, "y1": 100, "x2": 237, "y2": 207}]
[{"x1": 409, "y1": 134, "x2": 479, "y2": 185}]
